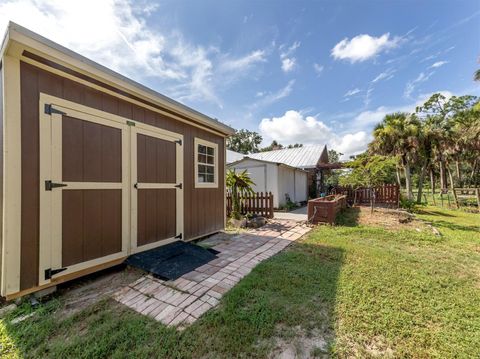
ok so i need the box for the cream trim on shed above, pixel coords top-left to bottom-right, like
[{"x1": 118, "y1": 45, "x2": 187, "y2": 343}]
[
  {"x1": 194, "y1": 137, "x2": 219, "y2": 189},
  {"x1": 1, "y1": 54, "x2": 22, "y2": 296}
]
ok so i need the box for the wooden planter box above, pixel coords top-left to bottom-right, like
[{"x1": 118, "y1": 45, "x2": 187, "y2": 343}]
[{"x1": 307, "y1": 195, "x2": 347, "y2": 225}]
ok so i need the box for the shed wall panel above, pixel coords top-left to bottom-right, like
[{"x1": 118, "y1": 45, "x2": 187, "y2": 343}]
[{"x1": 19, "y1": 61, "x2": 225, "y2": 290}]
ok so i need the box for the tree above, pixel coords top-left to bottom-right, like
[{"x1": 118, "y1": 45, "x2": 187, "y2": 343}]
[
  {"x1": 227, "y1": 129, "x2": 262, "y2": 154},
  {"x1": 327, "y1": 149, "x2": 342, "y2": 163},
  {"x1": 287, "y1": 143, "x2": 303, "y2": 149},
  {"x1": 226, "y1": 169, "x2": 255, "y2": 220},
  {"x1": 259, "y1": 140, "x2": 284, "y2": 152},
  {"x1": 475, "y1": 69, "x2": 480, "y2": 82},
  {"x1": 324, "y1": 149, "x2": 343, "y2": 188},
  {"x1": 339, "y1": 154, "x2": 396, "y2": 213},
  {"x1": 370, "y1": 112, "x2": 420, "y2": 200},
  {"x1": 416, "y1": 94, "x2": 478, "y2": 191}
]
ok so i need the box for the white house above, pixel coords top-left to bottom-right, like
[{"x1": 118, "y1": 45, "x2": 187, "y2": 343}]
[
  {"x1": 227, "y1": 157, "x2": 309, "y2": 208},
  {"x1": 226, "y1": 145, "x2": 330, "y2": 207}
]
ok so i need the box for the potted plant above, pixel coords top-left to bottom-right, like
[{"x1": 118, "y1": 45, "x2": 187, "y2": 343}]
[{"x1": 226, "y1": 169, "x2": 255, "y2": 227}]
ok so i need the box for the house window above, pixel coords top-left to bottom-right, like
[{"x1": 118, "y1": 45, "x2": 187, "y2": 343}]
[{"x1": 194, "y1": 138, "x2": 218, "y2": 188}]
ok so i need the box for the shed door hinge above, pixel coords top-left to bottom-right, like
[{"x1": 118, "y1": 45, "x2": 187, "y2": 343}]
[
  {"x1": 175, "y1": 139, "x2": 182, "y2": 146},
  {"x1": 174, "y1": 233, "x2": 183, "y2": 240},
  {"x1": 126, "y1": 120, "x2": 136, "y2": 126},
  {"x1": 44, "y1": 104, "x2": 66, "y2": 116},
  {"x1": 44, "y1": 267, "x2": 67, "y2": 280},
  {"x1": 45, "y1": 180, "x2": 68, "y2": 191},
  {"x1": 174, "y1": 183, "x2": 182, "y2": 189}
]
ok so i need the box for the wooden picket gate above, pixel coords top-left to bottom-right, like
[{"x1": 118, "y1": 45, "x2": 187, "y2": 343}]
[
  {"x1": 331, "y1": 184, "x2": 399, "y2": 206},
  {"x1": 226, "y1": 192, "x2": 274, "y2": 218}
]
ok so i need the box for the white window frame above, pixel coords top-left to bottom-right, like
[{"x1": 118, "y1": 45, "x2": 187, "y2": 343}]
[{"x1": 194, "y1": 137, "x2": 218, "y2": 188}]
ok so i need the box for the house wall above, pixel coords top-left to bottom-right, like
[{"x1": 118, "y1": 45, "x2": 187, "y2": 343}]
[
  {"x1": 227, "y1": 159, "x2": 280, "y2": 207},
  {"x1": 294, "y1": 170, "x2": 308, "y2": 203},
  {"x1": 18, "y1": 60, "x2": 226, "y2": 291},
  {"x1": 277, "y1": 166, "x2": 308, "y2": 206},
  {"x1": 278, "y1": 166, "x2": 295, "y2": 206}
]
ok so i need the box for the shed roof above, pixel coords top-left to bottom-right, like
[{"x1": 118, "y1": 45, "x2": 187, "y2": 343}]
[
  {"x1": 226, "y1": 150, "x2": 246, "y2": 164},
  {"x1": 247, "y1": 145, "x2": 328, "y2": 169},
  {"x1": 1, "y1": 22, "x2": 235, "y2": 136}
]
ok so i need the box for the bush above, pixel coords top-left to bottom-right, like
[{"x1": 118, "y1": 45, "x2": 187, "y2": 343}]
[{"x1": 399, "y1": 196, "x2": 419, "y2": 213}]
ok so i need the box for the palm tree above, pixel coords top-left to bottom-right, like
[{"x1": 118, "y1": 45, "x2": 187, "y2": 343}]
[
  {"x1": 416, "y1": 94, "x2": 478, "y2": 191},
  {"x1": 414, "y1": 115, "x2": 445, "y2": 203},
  {"x1": 370, "y1": 112, "x2": 420, "y2": 200},
  {"x1": 226, "y1": 169, "x2": 255, "y2": 219}
]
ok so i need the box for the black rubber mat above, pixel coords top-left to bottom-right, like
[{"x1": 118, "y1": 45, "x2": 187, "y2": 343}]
[{"x1": 125, "y1": 241, "x2": 218, "y2": 281}]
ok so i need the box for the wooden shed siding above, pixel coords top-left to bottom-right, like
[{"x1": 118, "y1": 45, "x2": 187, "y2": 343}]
[{"x1": 19, "y1": 61, "x2": 225, "y2": 290}]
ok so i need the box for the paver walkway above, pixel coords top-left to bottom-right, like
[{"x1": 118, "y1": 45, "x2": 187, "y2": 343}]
[{"x1": 114, "y1": 220, "x2": 311, "y2": 328}]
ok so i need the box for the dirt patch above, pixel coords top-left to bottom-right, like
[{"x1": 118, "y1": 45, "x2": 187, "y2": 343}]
[
  {"x1": 54, "y1": 265, "x2": 144, "y2": 318},
  {"x1": 354, "y1": 206, "x2": 429, "y2": 232},
  {"x1": 268, "y1": 326, "x2": 332, "y2": 359}
]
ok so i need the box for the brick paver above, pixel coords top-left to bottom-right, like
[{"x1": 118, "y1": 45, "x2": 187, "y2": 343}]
[{"x1": 113, "y1": 220, "x2": 310, "y2": 329}]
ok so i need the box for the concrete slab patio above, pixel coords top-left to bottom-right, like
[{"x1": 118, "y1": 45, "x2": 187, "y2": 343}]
[
  {"x1": 274, "y1": 206, "x2": 308, "y2": 222},
  {"x1": 114, "y1": 220, "x2": 311, "y2": 328}
]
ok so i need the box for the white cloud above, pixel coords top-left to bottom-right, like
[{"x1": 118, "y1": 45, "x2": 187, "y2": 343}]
[
  {"x1": 344, "y1": 88, "x2": 361, "y2": 97},
  {"x1": 364, "y1": 87, "x2": 374, "y2": 107},
  {"x1": 420, "y1": 54, "x2": 437, "y2": 63},
  {"x1": 258, "y1": 110, "x2": 370, "y2": 159},
  {"x1": 354, "y1": 106, "x2": 393, "y2": 128},
  {"x1": 430, "y1": 60, "x2": 449, "y2": 68},
  {"x1": 249, "y1": 80, "x2": 295, "y2": 109},
  {"x1": 404, "y1": 71, "x2": 435, "y2": 98},
  {"x1": 331, "y1": 131, "x2": 371, "y2": 158},
  {"x1": 279, "y1": 41, "x2": 300, "y2": 73},
  {"x1": 220, "y1": 50, "x2": 266, "y2": 71},
  {"x1": 0, "y1": 0, "x2": 266, "y2": 108},
  {"x1": 281, "y1": 58, "x2": 296, "y2": 72},
  {"x1": 372, "y1": 69, "x2": 395, "y2": 83},
  {"x1": 280, "y1": 41, "x2": 301, "y2": 57},
  {"x1": 313, "y1": 63, "x2": 324, "y2": 75},
  {"x1": 331, "y1": 33, "x2": 401, "y2": 63}
]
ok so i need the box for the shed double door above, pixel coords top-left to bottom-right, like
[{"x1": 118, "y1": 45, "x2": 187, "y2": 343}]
[{"x1": 39, "y1": 97, "x2": 183, "y2": 286}]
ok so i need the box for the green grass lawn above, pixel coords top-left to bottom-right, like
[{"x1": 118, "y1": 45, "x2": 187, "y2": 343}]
[{"x1": 1, "y1": 206, "x2": 479, "y2": 358}]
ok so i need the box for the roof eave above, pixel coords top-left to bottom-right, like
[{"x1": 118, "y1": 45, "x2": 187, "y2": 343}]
[{"x1": 227, "y1": 157, "x2": 308, "y2": 173}]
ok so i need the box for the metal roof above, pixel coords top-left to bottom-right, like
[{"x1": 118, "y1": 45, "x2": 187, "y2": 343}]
[
  {"x1": 1, "y1": 22, "x2": 235, "y2": 136},
  {"x1": 247, "y1": 145, "x2": 327, "y2": 169},
  {"x1": 226, "y1": 150, "x2": 246, "y2": 164},
  {"x1": 227, "y1": 156, "x2": 308, "y2": 173}
]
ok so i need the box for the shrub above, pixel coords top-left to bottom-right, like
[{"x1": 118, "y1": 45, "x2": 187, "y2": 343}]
[{"x1": 400, "y1": 196, "x2": 419, "y2": 213}]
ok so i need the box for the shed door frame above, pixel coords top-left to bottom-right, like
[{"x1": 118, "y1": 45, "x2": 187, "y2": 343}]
[
  {"x1": 130, "y1": 123, "x2": 184, "y2": 254},
  {"x1": 38, "y1": 93, "x2": 184, "y2": 286}
]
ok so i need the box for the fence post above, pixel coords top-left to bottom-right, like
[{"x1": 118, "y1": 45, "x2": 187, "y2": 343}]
[{"x1": 269, "y1": 192, "x2": 273, "y2": 218}]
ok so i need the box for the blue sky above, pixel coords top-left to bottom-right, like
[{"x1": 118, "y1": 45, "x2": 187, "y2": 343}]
[{"x1": 1, "y1": 0, "x2": 479, "y2": 157}]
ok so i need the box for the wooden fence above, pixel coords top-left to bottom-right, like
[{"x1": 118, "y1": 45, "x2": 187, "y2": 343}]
[
  {"x1": 226, "y1": 192, "x2": 274, "y2": 218},
  {"x1": 331, "y1": 184, "x2": 399, "y2": 206}
]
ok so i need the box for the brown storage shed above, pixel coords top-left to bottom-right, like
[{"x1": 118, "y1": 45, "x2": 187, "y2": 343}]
[{"x1": 0, "y1": 22, "x2": 235, "y2": 299}]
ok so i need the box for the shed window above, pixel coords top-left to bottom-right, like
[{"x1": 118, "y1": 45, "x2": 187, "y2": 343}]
[{"x1": 194, "y1": 138, "x2": 218, "y2": 188}]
